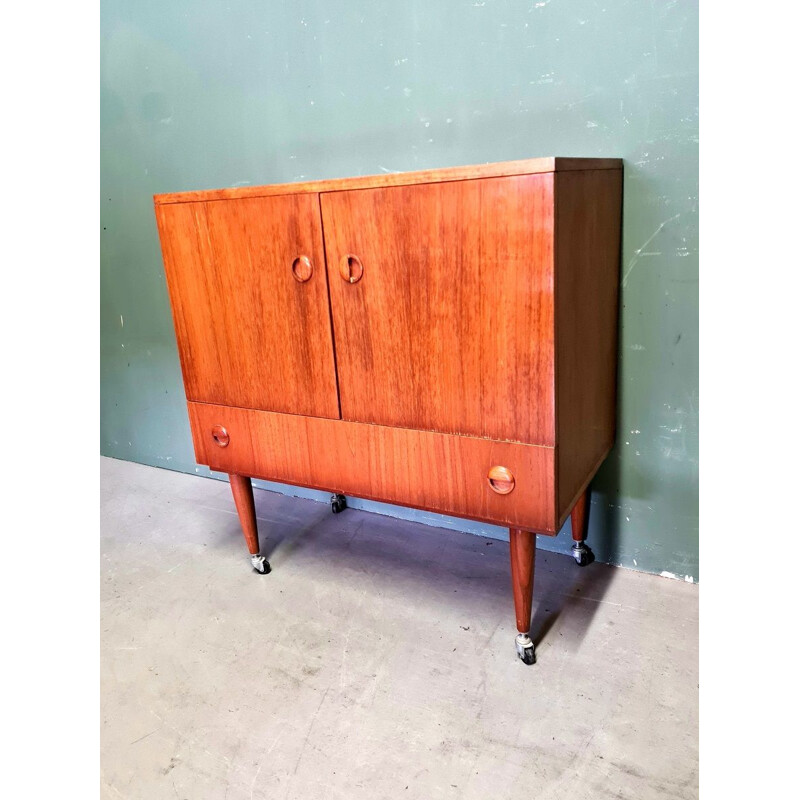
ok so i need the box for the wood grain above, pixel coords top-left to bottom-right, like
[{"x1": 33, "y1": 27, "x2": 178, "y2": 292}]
[
  {"x1": 321, "y1": 174, "x2": 556, "y2": 445},
  {"x1": 229, "y1": 474, "x2": 260, "y2": 555},
  {"x1": 153, "y1": 158, "x2": 622, "y2": 206},
  {"x1": 554, "y1": 169, "x2": 623, "y2": 523},
  {"x1": 188, "y1": 401, "x2": 558, "y2": 533},
  {"x1": 155, "y1": 194, "x2": 340, "y2": 419},
  {"x1": 509, "y1": 528, "x2": 536, "y2": 633}
]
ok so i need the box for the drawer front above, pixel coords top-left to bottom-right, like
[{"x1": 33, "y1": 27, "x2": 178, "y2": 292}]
[{"x1": 188, "y1": 402, "x2": 558, "y2": 533}]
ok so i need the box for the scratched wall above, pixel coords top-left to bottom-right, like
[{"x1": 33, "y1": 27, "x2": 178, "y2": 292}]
[{"x1": 101, "y1": 1, "x2": 698, "y2": 580}]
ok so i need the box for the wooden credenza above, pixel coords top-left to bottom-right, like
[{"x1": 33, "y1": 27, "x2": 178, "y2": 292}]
[{"x1": 154, "y1": 157, "x2": 622, "y2": 664}]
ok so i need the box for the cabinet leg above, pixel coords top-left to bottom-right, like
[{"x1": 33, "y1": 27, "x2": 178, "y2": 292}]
[
  {"x1": 509, "y1": 528, "x2": 536, "y2": 665},
  {"x1": 229, "y1": 474, "x2": 270, "y2": 575},
  {"x1": 570, "y1": 488, "x2": 594, "y2": 567}
]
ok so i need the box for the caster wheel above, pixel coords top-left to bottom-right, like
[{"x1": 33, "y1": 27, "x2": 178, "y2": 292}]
[
  {"x1": 331, "y1": 494, "x2": 347, "y2": 514},
  {"x1": 571, "y1": 543, "x2": 594, "y2": 567},
  {"x1": 515, "y1": 633, "x2": 536, "y2": 665},
  {"x1": 250, "y1": 554, "x2": 271, "y2": 575}
]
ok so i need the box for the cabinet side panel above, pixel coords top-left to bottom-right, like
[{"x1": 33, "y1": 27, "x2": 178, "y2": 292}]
[
  {"x1": 555, "y1": 170, "x2": 623, "y2": 521},
  {"x1": 188, "y1": 402, "x2": 557, "y2": 533}
]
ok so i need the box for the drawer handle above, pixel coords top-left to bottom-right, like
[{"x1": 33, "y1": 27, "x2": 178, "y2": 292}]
[
  {"x1": 211, "y1": 425, "x2": 230, "y2": 448},
  {"x1": 291, "y1": 255, "x2": 313, "y2": 282},
  {"x1": 339, "y1": 254, "x2": 363, "y2": 284},
  {"x1": 487, "y1": 466, "x2": 515, "y2": 495}
]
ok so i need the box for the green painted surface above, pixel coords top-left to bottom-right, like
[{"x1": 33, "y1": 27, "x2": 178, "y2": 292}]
[{"x1": 101, "y1": 1, "x2": 698, "y2": 580}]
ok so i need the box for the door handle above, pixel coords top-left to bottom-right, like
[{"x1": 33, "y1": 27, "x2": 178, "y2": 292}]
[
  {"x1": 339, "y1": 254, "x2": 364, "y2": 284},
  {"x1": 291, "y1": 255, "x2": 313, "y2": 282}
]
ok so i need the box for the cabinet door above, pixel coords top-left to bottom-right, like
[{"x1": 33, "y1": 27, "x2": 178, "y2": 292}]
[
  {"x1": 156, "y1": 194, "x2": 340, "y2": 419},
  {"x1": 320, "y1": 174, "x2": 555, "y2": 445}
]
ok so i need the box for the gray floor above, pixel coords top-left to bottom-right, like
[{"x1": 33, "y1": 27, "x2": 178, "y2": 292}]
[{"x1": 101, "y1": 456, "x2": 698, "y2": 800}]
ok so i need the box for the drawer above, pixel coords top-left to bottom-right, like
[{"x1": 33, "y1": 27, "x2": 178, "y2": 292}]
[{"x1": 188, "y1": 402, "x2": 558, "y2": 533}]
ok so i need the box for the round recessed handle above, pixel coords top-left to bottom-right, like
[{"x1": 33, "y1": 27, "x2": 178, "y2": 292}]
[
  {"x1": 291, "y1": 255, "x2": 313, "y2": 282},
  {"x1": 487, "y1": 465, "x2": 515, "y2": 495},
  {"x1": 339, "y1": 254, "x2": 363, "y2": 284},
  {"x1": 211, "y1": 425, "x2": 230, "y2": 448}
]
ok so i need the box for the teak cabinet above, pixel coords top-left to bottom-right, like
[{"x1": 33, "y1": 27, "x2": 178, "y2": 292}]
[{"x1": 154, "y1": 157, "x2": 623, "y2": 664}]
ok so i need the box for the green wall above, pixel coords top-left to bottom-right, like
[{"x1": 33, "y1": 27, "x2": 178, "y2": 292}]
[{"x1": 101, "y1": 1, "x2": 698, "y2": 580}]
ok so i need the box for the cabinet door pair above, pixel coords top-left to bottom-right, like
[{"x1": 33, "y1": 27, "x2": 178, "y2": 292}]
[{"x1": 156, "y1": 173, "x2": 556, "y2": 446}]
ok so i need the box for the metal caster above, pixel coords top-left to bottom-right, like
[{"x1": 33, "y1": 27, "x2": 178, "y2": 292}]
[
  {"x1": 515, "y1": 633, "x2": 536, "y2": 665},
  {"x1": 331, "y1": 494, "x2": 347, "y2": 514},
  {"x1": 571, "y1": 542, "x2": 594, "y2": 567},
  {"x1": 250, "y1": 554, "x2": 271, "y2": 575}
]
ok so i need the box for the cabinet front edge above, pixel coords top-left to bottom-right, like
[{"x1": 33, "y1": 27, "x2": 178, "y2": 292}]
[{"x1": 153, "y1": 157, "x2": 622, "y2": 205}]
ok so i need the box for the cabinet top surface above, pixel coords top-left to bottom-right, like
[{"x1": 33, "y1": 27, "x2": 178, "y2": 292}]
[{"x1": 153, "y1": 156, "x2": 621, "y2": 206}]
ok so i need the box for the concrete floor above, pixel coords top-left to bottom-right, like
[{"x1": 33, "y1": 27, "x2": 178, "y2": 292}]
[{"x1": 100, "y1": 456, "x2": 698, "y2": 800}]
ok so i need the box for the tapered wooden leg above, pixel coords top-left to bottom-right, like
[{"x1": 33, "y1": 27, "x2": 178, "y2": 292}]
[
  {"x1": 570, "y1": 487, "x2": 594, "y2": 567},
  {"x1": 571, "y1": 490, "x2": 588, "y2": 542},
  {"x1": 229, "y1": 474, "x2": 270, "y2": 574},
  {"x1": 509, "y1": 528, "x2": 536, "y2": 664}
]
